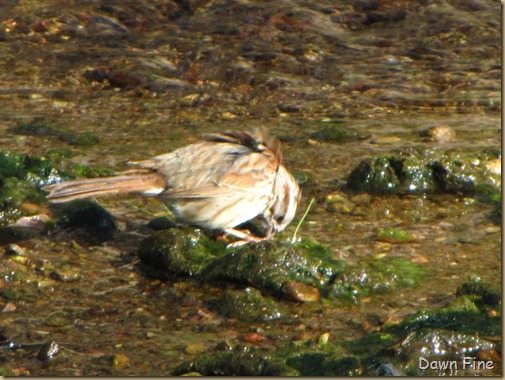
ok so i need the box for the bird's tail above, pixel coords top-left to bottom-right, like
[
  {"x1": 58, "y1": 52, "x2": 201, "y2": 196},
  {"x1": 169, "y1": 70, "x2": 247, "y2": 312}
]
[{"x1": 43, "y1": 171, "x2": 166, "y2": 203}]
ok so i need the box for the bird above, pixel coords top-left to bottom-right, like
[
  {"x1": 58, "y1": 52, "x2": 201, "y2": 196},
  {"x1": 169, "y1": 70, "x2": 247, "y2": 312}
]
[{"x1": 43, "y1": 127, "x2": 301, "y2": 247}]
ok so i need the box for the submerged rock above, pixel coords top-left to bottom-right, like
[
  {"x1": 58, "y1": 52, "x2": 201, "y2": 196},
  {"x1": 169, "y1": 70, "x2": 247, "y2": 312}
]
[
  {"x1": 139, "y1": 232, "x2": 426, "y2": 304},
  {"x1": 138, "y1": 228, "x2": 226, "y2": 278},
  {"x1": 346, "y1": 147, "x2": 500, "y2": 199},
  {"x1": 201, "y1": 239, "x2": 344, "y2": 296},
  {"x1": 212, "y1": 287, "x2": 288, "y2": 322},
  {"x1": 173, "y1": 350, "x2": 298, "y2": 376},
  {"x1": 50, "y1": 199, "x2": 118, "y2": 241},
  {"x1": 309, "y1": 121, "x2": 370, "y2": 143},
  {"x1": 0, "y1": 149, "x2": 70, "y2": 227}
]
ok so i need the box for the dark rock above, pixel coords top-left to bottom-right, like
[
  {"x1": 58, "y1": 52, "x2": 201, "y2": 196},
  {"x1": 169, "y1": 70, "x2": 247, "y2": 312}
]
[
  {"x1": 173, "y1": 350, "x2": 298, "y2": 376},
  {"x1": 212, "y1": 287, "x2": 288, "y2": 322},
  {"x1": 50, "y1": 199, "x2": 118, "y2": 241}
]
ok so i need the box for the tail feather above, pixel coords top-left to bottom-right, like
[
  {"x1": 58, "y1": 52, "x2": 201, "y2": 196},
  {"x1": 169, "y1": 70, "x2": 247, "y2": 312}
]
[{"x1": 44, "y1": 173, "x2": 166, "y2": 203}]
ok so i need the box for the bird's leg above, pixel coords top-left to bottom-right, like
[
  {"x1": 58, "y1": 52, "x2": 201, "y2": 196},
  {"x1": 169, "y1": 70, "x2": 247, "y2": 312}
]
[{"x1": 224, "y1": 228, "x2": 272, "y2": 248}]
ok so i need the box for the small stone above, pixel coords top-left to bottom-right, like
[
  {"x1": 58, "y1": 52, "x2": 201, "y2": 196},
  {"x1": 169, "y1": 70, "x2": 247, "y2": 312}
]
[
  {"x1": 2, "y1": 302, "x2": 16, "y2": 312},
  {"x1": 370, "y1": 136, "x2": 402, "y2": 145},
  {"x1": 184, "y1": 343, "x2": 207, "y2": 355},
  {"x1": 350, "y1": 193, "x2": 372, "y2": 205},
  {"x1": 50, "y1": 269, "x2": 82, "y2": 283},
  {"x1": 281, "y1": 281, "x2": 320, "y2": 302},
  {"x1": 318, "y1": 332, "x2": 330, "y2": 345},
  {"x1": 423, "y1": 125, "x2": 456, "y2": 143},
  {"x1": 111, "y1": 354, "x2": 131, "y2": 368},
  {"x1": 242, "y1": 332, "x2": 264, "y2": 343},
  {"x1": 37, "y1": 341, "x2": 59, "y2": 361},
  {"x1": 377, "y1": 228, "x2": 416, "y2": 243},
  {"x1": 485, "y1": 158, "x2": 501, "y2": 175},
  {"x1": 5, "y1": 244, "x2": 26, "y2": 257}
]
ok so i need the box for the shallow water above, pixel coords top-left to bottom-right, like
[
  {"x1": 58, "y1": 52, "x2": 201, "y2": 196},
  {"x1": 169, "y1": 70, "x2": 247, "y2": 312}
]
[{"x1": 0, "y1": 0, "x2": 500, "y2": 376}]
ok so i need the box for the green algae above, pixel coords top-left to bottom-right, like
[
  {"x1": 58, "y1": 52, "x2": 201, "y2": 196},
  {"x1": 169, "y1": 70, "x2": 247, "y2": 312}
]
[
  {"x1": 138, "y1": 228, "x2": 228, "y2": 278},
  {"x1": 212, "y1": 287, "x2": 288, "y2": 322},
  {"x1": 377, "y1": 228, "x2": 416, "y2": 243},
  {"x1": 173, "y1": 350, "x2": 298, "y2": 376},
  {"x1": 346, "y1": 147, "x2": 500, "y2": 198}
]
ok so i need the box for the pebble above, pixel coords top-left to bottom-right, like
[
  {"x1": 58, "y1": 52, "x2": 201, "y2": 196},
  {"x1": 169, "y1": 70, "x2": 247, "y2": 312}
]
[
  {"x1": 242, "y1": 332, "x2": 264, "y2": 343},
  {"x1": 37, "y1": 341, "x2": 59, "y2": 361},
  {"x1": 184, "y1": 343, "x2": 207, "y2": 355},
  {"x1": 111, "y1": 354, "x2": 131, "y2": 368},
  {"x1": 425, "y1": 125, "x2": 457, "y2": 143},
  {"x1": 281, "y1": 281, "x2": 320, "y2": 302}
]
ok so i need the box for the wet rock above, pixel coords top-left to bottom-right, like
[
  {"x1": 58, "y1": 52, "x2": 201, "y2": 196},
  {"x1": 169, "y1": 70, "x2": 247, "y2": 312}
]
[
  {"x1": 346, "y1": 147, "x2": 501, "y2": 198},
  {"x1": 346, "y1": 156, "x2": 401, "y2": 195},
  {"x1": 281, "y1": 281, "x2": 320, "y2": 302},
  {"x1": 2, "y1": 302, "x2": 16, "y2": 312},
  {"x1": 377, "y1": 228, "x2": 416, "y2": 244},
  {"x1": 37, "y1": 341, "x2": 59, "y2": 361},
  {"x1": 421, "y1": 125, "x2": 457, "y2": 143},
  {"x1": 325, "y1": 192, "x2": 356, "y2": 214},
  {"x1": 456, "y1": 278, "x2": 500, "y2": 306},
  {"x1": 173, "y1": 350, "x2": 298, "y2": 376},
  {"x1": 0, "y1": 149, "x2": 70, "y2": 213},
  {"x1": 202, "y1": 239, "x2": 344, "y2": 295},
  {"x1": 50, "y1": 269, "x2": 82, "y2": 283},
  {"x1": 184, "y1": 343, "x2": 207, "y2": 355},
  {"x1": 147, "y1": 216, "x2": 177, "y2": 231},
  {"x1": 242, "y1": 332, "x2": 264, "y2": 343},
  {"x1": 80, "y1": 13, "x2": 131, "y2": 39},
  {"x1": 212, "y1": 287, "x2": 287, "y2": 322},
  {"x1": 309, "y1": 122, "x2": 370, "y2": 143},
  {"x1": 138, "y1": 228, "x2": 226, "y2": 278},
  {"x1": 395, "y1": 329, "x2": 497, "y2": 376},
  {"x1": 0, "y1": 217, "x2": 51, "y2": 245},
  {"x1": 50, "y1": 199, "x2": 118, "y2": 241},
  {"x1": 327, "y1": 256, "x2": 427, "y2": 301},
  {"x1": 111, "y1": 353, "x2": 131, "y2": 368},
  {"x1": 286, "y1": 352, "x2": 363, "y2": 376}
]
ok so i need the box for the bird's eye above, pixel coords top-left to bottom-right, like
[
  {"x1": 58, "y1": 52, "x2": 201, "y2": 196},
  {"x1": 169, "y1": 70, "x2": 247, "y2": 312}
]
[{"x1": 275, "y1": 215, "x2": 285, "y2": 223}]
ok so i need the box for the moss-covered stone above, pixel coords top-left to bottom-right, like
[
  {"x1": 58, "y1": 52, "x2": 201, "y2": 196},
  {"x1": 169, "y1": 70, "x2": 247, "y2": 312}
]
[
  {"x1": 0, "y1": 149, "x2": 71, "y2": 226},
  {"x1": 173, "y1": 350, "x2": 298, "y2": 376},
  {"x1": 377, "y1": 228, "x2": 416, "y2": 243},
  {"x1": 140, "y1": 234, "x2": 426, "y2": 302},
  {"x1": 346, "y1": 157, "x2": 401, "y2": 194},
  {"x1": 212, "y1": 287, "x2": 288, "y2": 322},
  {"x1": 456, "y1": 278, "x2": 501, "y2": 307},
  {"x1": 202, "y1": 238, "x2": 345, "y2": 295},
  {"x1": 309, "y1": 122, "x2": 370, "y2": 143},
  {"x1": 346, "y1": 147, "x2": 501, "y2": 199},
  {"x1": 138, "y1": 228, "x2": 227, "y2": 277},
  {"x1": 389, "y1": 309, "x2": 500, "y2": 337},
  {"x1": 50, "y1": 199, "x2": 118, "y2": 241},
  {"x1": 393, "y1": 329, "x2": 498, "y2": 376},
  {"x1": 286, "y1": 352, "x2": 329, "y2": 376},
  {"x1": 327, "y1": 256, "x2": 427, "y2": 301},
  {"x1": 489, "y1": 193, "x2": 501, "y2": 224}
]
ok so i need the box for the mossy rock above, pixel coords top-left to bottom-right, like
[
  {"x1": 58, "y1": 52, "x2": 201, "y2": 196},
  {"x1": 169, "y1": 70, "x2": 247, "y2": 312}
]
[
  {"x1": 173, "y1": 350, "x2": 298, "y2": 376},
  {"x1": 202, "y1": 238, "x2": 345, "y2": 294},
  {"x1": 0, "y1": 149, "x2": 71, "y2": 226},
  {"x1": 211, "y1": 287, "x2": 288, "y2": 322},
  {"x1": 138, "y1": 228, "x2": 227, "y2": 277},
  {"x1": 310, "y1": 123, "x2": 370, "y2": 143},
  {"x1": 346, "y1": 147, "x2": 500, "y2": 198},
  {"x1": 326, "y1": 256, "x2": 427, "y2": 301},
  {"x1": 50, "y1": 199, "x2": 118, "y2": 241}
]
